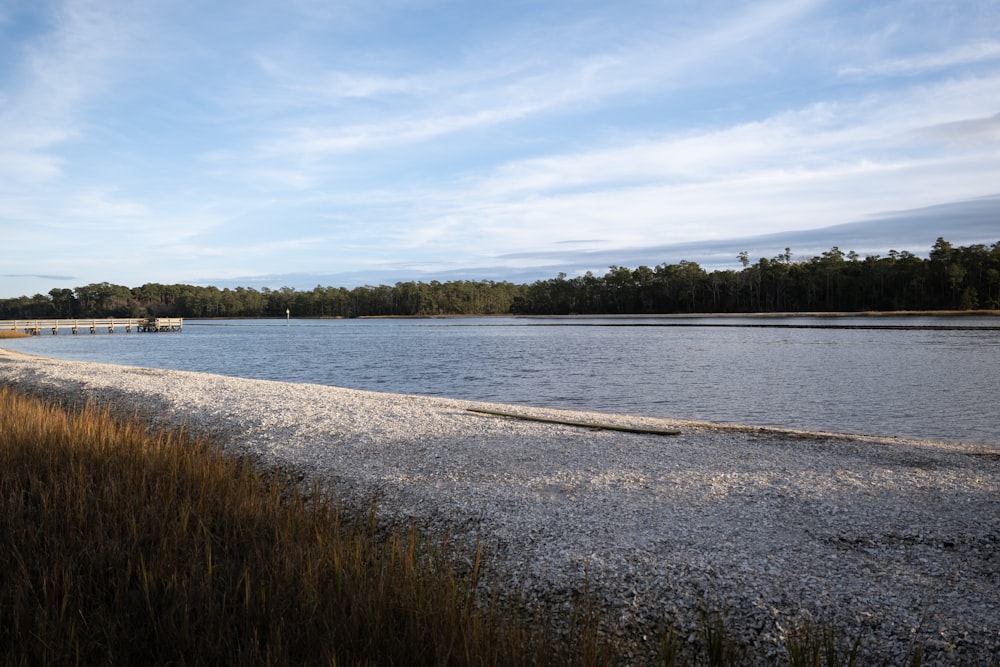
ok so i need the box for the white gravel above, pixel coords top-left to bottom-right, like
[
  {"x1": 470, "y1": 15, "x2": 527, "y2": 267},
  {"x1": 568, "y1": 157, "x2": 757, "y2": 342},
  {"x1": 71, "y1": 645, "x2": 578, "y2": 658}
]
[{"x1": 2, "y1": 348, "x2": 998, "y2": 665}]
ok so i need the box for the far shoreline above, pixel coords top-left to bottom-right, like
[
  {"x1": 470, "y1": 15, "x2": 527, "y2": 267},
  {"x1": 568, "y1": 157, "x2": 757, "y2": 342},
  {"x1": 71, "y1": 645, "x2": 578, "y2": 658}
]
[{"x1": 185, "y1": 309, "x2": 1000, "y2": 321}]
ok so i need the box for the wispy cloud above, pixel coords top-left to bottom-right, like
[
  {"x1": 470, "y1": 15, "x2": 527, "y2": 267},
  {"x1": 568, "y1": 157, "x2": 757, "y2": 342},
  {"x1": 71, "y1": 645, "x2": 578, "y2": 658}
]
[
  {"x1": 240, "y1": 0, "x2": 824, "y2": 170},
  {"x1": 917, "y1": 112, "x2": 1000, "y2": 143},
  {"x1": 343, "y1": 73, "x2": 1000, "y2": 255},
  {"x1": 480, "y1": 82, "x2": 999, "y2": 197},
  {"x1": 839, "y1": 40, "x2": 1000, "y2": 79},
  {"x1": 3, "y1": 273, "x2": 76, "y2": 281},
  {"x1": 0, "y1": 2, "x2": 134, "y2": 183}
]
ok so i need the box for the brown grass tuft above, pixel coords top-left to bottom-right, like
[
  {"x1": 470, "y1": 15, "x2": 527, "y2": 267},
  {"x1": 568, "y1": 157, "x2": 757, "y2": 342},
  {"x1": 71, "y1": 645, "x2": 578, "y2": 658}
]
[{"x1": 0, "y1": 386, "x2": 616, "y2": 665}]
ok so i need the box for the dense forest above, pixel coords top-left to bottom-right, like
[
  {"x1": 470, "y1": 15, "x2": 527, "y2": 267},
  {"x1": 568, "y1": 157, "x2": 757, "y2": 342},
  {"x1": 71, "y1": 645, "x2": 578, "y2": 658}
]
[{"x1": 2, "y1": 238, "x2": 998, "y2": 319}]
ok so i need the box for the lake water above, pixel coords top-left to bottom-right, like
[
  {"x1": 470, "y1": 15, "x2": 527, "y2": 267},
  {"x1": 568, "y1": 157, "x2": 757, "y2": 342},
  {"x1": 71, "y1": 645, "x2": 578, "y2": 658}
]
[{"x1": 3, "y1": 316, "x2": 998, "y2": 447}]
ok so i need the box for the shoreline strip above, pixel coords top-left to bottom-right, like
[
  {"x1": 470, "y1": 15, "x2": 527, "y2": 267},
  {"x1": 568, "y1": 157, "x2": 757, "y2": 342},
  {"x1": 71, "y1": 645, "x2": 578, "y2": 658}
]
[{"x1": 1, "y1": 348, "x2": 998, "y2": 663}]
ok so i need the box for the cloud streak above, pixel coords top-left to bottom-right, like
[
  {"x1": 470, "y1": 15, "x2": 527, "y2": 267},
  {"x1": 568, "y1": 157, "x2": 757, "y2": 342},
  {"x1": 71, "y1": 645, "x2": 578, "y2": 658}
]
[
  {"x1": 243, "y1": 0, "x2": 824, "y2": 167},
  {"x1": 839, "y1": 40, "x2": 1000, "y2": 79},
  {"x1": 0, "y1": 2, "x2": 136, "y2": 183}
]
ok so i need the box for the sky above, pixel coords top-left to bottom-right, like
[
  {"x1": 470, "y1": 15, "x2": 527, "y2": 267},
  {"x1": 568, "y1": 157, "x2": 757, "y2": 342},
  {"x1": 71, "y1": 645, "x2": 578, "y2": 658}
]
[{"x1": 1, "y1": 0, "x2": 999, "y2": 299}]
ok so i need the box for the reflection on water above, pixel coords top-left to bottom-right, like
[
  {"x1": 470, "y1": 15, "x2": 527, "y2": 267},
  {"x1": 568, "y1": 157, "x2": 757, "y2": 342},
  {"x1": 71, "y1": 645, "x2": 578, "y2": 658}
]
[{"x1": 4, "y1": 316, "x2": 998, "y2": 446}]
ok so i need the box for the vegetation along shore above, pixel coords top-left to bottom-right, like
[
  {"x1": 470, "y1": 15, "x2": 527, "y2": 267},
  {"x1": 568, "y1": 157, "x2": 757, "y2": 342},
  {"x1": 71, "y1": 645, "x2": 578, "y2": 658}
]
[
  {"x1": 2, "y1": 238, "x2": 998, "y2": 319},
  {"x1": 0, "y1": 380, "x2": 937, "y2": 667},
  {"x1": 1, "y1": 349, "x2": 997, "y2": 664},
  {"x1": 0, "y1": 385, "x2": 611, "y2": 666}
]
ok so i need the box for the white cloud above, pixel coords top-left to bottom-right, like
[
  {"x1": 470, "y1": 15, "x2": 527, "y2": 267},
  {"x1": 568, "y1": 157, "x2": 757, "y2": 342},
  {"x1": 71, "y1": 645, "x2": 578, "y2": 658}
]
[
  {"x1": 458, "y1": 74, "x2": 1000, "y2": 192},
  {"x1": 917, "y1": 113, "x2": 1000, "y2": 144},
  {"x1": 340, "y1": 73, "x2": 1000, "y2": 254},
  {"x1": 0, "y1": 1, "x2": 143, "y2": 188},
  {"x1": 240, "y1": 0, "x2": 825, "y2": 169},
  {"x1": 839, "y1": 40, "x2": 1000, "y2": 79}
]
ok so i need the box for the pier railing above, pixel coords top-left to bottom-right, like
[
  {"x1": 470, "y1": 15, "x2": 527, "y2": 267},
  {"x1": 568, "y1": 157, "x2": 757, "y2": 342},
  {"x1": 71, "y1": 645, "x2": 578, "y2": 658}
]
[{"x1": 0, "y1": 318, "x2": 183, "y2": 335}]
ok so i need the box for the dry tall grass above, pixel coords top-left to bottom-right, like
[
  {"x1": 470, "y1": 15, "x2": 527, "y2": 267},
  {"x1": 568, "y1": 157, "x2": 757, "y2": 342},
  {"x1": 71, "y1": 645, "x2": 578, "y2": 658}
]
[
  {"x1": 0, "y1": 386, "x2": 614, "y2": 665},
  {"x1": 0, "y1": 385, "x2": 922, "y2": 666}
]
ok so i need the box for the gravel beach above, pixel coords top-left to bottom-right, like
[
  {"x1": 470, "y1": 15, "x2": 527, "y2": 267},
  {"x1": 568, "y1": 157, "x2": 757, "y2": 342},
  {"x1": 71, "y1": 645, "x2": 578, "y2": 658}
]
[{"x1": 2, "y1": 348, "x2": 997, "y2": 664}]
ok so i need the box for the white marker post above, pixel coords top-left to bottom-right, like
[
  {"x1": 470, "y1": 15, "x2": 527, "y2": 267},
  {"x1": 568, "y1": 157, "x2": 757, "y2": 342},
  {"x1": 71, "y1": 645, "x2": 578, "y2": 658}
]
[{"x1": 286, "y1": 308, "x2": 290, "y2": 326}]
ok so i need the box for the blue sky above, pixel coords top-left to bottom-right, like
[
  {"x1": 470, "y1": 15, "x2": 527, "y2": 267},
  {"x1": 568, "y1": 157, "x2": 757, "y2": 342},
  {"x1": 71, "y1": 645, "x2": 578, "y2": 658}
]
[{"x1": 2, "y1": 0, "x2": 999, "y2": 298}]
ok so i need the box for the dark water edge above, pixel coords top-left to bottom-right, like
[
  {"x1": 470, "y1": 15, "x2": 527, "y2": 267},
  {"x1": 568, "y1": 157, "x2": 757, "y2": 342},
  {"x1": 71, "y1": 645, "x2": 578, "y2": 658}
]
[{"x1": 2, "y1": 315, "x2": 998, "y2": 448}]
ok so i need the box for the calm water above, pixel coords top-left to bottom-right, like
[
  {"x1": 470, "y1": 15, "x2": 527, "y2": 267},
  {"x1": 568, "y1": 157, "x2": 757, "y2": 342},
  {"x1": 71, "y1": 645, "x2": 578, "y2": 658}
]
[{"x1": 3, "y1": 316, "x2": 998, "y2": 447}]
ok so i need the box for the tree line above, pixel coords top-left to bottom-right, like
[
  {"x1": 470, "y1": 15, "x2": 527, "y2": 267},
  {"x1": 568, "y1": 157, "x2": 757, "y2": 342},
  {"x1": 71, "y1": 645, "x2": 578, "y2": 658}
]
[{"x1": 2, "y1": 238, "x2": 998, "y2": 320}]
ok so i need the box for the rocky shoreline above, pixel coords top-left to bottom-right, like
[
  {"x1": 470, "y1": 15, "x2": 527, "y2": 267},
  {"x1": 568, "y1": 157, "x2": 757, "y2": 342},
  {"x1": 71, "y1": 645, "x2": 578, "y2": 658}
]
[{"x1": 1, "y1": 348, "x2": 997, "y2": 664}]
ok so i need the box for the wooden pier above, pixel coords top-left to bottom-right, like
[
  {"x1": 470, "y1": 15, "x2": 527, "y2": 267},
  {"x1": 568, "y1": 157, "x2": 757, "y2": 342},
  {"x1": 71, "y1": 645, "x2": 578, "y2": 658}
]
[{"x1": 0, "y1": 318, "x2": 183, "y2": 335}]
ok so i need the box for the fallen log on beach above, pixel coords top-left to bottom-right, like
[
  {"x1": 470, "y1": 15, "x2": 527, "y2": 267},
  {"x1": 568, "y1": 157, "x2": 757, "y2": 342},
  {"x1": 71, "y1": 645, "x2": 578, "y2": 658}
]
[{"x1": 467, "y1": 407, "x2": 682, "y2": 435}]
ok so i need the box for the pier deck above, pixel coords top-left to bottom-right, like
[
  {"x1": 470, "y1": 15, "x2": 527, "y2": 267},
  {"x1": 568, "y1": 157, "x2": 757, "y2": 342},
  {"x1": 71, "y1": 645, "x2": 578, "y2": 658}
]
[{"x1": 0, "y1": 318, "x2": 183, "y2": 335}]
